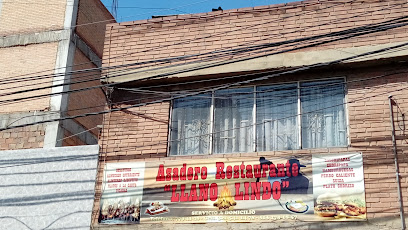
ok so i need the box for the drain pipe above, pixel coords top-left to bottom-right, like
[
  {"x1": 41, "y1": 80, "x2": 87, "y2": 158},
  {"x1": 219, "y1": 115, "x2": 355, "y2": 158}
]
[{"x1": 388, "y1": 95, "x2": 406, "y2": 230}]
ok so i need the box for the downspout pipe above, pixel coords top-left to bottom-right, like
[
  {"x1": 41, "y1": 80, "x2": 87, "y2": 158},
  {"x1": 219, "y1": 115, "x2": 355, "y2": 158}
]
[{"x1": 388, "y1": 95, "x2": 406, "y2": 230}]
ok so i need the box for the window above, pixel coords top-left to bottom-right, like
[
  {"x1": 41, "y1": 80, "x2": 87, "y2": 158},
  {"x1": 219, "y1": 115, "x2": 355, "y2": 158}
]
[
  {"x1": 170, "y1": 95, "x2": 211, "y2": 155},
  {"x1": 256, "y1": 83, "x2": 298, "y2": 151},
  {"x1": 214, "y1": 88, "x2": 254, "y2": 154},
  {"x1": 169, "y1": 79, "x2": 347, "y2": 155}
]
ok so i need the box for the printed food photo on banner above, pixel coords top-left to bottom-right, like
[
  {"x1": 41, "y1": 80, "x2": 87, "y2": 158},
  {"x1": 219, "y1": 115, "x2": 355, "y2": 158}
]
[
  {"x1": 312, "y1": 153, "x2": 367, "y2": 221},
  {"x1": 98, "y1": 162, "x2": 145, "y2": 224},
  {"x1": 99, "y1": 197, "x2": 142, "y2": 224}
]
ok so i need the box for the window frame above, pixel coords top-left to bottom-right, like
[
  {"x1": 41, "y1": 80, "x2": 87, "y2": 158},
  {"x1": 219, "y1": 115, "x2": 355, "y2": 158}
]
[{"x1": 168, "y1": 77, "x2": 348, "y2": 156}]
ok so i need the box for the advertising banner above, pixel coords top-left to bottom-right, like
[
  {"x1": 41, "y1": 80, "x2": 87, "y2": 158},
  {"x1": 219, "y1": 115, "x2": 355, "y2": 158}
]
[
  {"x1": 99, "y1": 162, "x2": 145, "y2": 224},
  {"x1": 98, "y1": 153, "x2": 366, "y2": 224}
]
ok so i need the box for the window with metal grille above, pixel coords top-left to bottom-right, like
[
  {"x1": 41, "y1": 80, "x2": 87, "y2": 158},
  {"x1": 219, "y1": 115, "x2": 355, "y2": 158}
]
[{"x1": 169, "y1": 78, "x2": 347, "y2": 155}]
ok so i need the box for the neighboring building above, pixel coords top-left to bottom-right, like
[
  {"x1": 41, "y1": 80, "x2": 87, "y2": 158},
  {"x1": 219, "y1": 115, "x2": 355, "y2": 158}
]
[
  {"x1": 0, "y1": 1, "x2": 114, "y2": 229},
  {"x1": 93, "y1": 0, "x2": 408, "y2": 229},
  {"x1": 0, "y1": 0, "x2": 114, "y2": 149},
  {"x1": 0, "y1": 145, "x2": 100, "y2": 230}
]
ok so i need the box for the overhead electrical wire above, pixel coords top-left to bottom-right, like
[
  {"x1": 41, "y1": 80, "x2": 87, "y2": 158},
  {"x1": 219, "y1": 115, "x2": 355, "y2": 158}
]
[
  {"x1": 2, "y1": 3, "x2": 407, "y2": 90},
  {"x1": 4, "y1": 22, "x2": 408, "y2": 108},
  {"x1": 1, "y1": 0, "x2": 404, "y2": 100},
  {"x1": 1, "y1": 16, "x2": 407, "y2": 108},
  {"x1": 0, "y1": 0, "x2": 352, "y2": 85},
  {"x1": 57, "y1": 1, "x2": 408, "y2": 71},
  {"x1": 1, "y1": 0, "x2": 382, "y2": 83},
  {"x1": 103, "y1": 81, "x2": 408, "y2": 154},
  {"x1": 119, "y1": 73, "x2": 405, "y2": 99},
  {"x1": 1, "y1": 74, "x2": 403, "y2": 155},
  {"x1": 0, "y1": 2, "x2": 404, "y2": 136},
  {"x1": 1, "y1": 41, "x2": 407, "y2": 132},
  {"x1": 0, "y1": 1, "x2": 407, "y2": 175},
  {"x1": 1, "y1": 69, "x2": 405, "y2": 151},
  {"x1": 0, "y1": 38, "x2": 402, "y2": 111}
]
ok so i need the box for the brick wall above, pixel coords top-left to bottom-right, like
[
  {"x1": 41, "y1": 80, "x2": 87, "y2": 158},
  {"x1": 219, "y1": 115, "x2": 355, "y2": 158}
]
[
  {"x1": 0, "y1": 0, "x2": 66, "y2": 36},
  {"x1": 102, "y1": 0, "x2": 408, "y2": 76},
  {"x1": 347, "y1": 66, "x2": 408, "y2": 219},
  {"x1": 0, "y1": 125, "x2": 45, "y2": 150},
  {"x1": 76, "y1": 0, "x2": 114, "y2": 58},
  {"x1": 94, "y1": 62, "x2": 408, "y2": 228},
  {"x1": 98, "y1": 102, "x2": 170, "y2": 159},
  {"x1": 0, "y1": 41, "x2": 55, "y2": 150},
  {"x1": 0, "y1": 42, "x2": 58, "y2": 113}
]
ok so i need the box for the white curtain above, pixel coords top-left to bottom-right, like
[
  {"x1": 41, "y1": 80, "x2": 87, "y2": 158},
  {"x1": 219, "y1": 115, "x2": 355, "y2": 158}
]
[
  {"x1": 170, "y1": 79, "x2": 347, "y2": 155},
  {"x1": 214, "y1": 88, "x2": 253, "y2": 154},
  {"x1": 170, "y1": 95, "x2": 211, "y2": 155},
  {"x1": 301, "y1": 79, "x2": 347, "y2": 148},
  {"x1": 256, "y1": 84, "x2": 298, "y2": 151}
]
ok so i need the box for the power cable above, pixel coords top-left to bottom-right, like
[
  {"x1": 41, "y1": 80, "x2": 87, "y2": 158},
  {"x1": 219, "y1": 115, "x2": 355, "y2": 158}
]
[
  {"x1": 0, "y1": 0, "x2": 226, "y2": 82},
  {"x1": 0, "y1": 0, "x2": 365, "y2": 82},
  {"x1": 1, "y1": 41, "x2": 407, "y2": 132},
  {"x1": 53, "y1": 126, "x2": 99, "y2": 146},
  {"x1": 0, "y1": 67, "x2": 347, "y2": 118},
  {"x1": 0, "y1": 30, "x2": 405, "y2": 112},
  {"x1": 2, "y1": 16, "x2": 407, "y2": 106},
  {"x1": 1, "y1": 0, "x2": 404, "y2": 97},
  {"x1": 79, "y1": 1, "x2": 408, "y2": 71},
  {"x1": 104, "y1": 81, "x2": 408, "y2": 154},
  {"x1": 0, "y1": 0, "x2": 347, "y2": 86},
  {"x1": 0, "y1": 32, "x2": 404, "y2": 111},
  {"x1": 1, "y1": 70, "x2": 405, "y2": 154}
]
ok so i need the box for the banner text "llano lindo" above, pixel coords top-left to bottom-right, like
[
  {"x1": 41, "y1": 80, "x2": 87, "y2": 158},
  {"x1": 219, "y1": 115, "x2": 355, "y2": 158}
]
[{"x1": 155, "y1": 161, "x2": 300, "y2": 202}]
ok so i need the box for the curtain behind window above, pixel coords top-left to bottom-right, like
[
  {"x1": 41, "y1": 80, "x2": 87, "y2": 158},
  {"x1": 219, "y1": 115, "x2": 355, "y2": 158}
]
[
  {"x1": 170, "y1": 95, "x2": 211, "y2": 155},
  {"x1": 256, "y1": 84, "x2": 299, "y2": 151},
  {"x1": 301, "y1": 79, "x2": 347, "y2": 148},
  {"x1": 214, "y1": 88, "x2": 254, "y2": 154}
]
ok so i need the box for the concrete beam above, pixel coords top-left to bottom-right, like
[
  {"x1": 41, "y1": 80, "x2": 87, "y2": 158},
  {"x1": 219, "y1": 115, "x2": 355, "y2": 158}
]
[
  {"x1": 0, "y1": 30, "x2": 102, "y2": 70},
  {"x1": 102, "y1": 42, "x2": 408, "y2": 84},
  {"x1": 73, "y1": 33, "x2": 102, "y2": 67},
  {"x1": 44, "y1": 0, "x2": 79, "y2": 148},
  {"x1": 0, "y1": 111, "x2": 59, "y2": 129},
  {"x1": 0, "y1": 30, "x2": 70, "y2": 48}
]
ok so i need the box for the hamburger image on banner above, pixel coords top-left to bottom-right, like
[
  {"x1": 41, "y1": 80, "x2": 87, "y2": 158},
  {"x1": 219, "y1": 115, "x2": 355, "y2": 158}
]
[
  {"x1": 314, "y1": 193, "x2": 366, "y2": 220},
  {"x1": 312, "y1": 153, "x2": 367, "y2": 221}
]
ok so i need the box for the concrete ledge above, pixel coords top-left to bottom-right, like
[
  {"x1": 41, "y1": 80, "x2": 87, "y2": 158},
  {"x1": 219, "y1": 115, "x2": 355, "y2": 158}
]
[
  {"x1": 73, "y1": 33, "x2": 102, "y2": 67},
  {"x1": 0, "y1": 111, "x2": 60, "y2": 129},
  {"x1": 103, "y1": 42, "x2": 408, "y2": 84},
  {"x1": 0, "y1": 30, "x2": 70, "y2": 48},
  {"x1": 0, "y1": 31, "x2": 100, "y2": 69}
]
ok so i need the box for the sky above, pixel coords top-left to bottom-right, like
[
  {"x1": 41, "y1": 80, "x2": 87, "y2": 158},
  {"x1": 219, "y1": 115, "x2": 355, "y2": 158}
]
[{"x1": 100, "y1": 0, "x2": 302, "y2": 22}]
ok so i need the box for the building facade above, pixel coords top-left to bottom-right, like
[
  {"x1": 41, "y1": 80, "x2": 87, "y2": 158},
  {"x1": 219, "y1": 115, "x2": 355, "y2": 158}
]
[
  {"x1": 94, "y1": 0, "x2": 408, "y2": 229},
  {"x1": 0, "y1": 0, "x2": 114, "y2": 149}
]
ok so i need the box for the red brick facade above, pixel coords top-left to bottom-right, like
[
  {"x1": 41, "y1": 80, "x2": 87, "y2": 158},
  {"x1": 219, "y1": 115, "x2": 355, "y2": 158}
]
[
  {"x1": 102, "y1": 0, "x2": 408, "y2": 76},
  {"x1": 95, "y1": 0, "x2": 408, "y2": 228}
]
